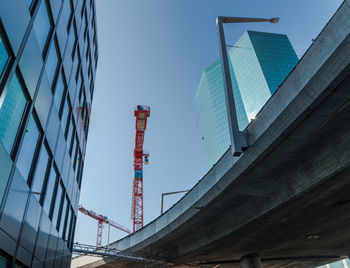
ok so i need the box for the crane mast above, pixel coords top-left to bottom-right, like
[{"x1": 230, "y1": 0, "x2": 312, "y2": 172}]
[
  {"x1": 78, "y1": 205, "x2": 131, "y2": 247},
  {"x1": 132, "y1": 105, "x2": 150, "y2": 232}
]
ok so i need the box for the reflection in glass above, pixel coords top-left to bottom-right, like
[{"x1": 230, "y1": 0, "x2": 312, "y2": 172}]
[
  {"x1": 21, "y1": 195, "x2": 41, "y2": 253},
  {"x1": 52, "y1": 182, "x2": 63, "y2": 228},
  {"x1": 62, "y1": 0, "x2": 73, "y2": 31},
  {"x1": 59, "y1": 195, "x2": 68, "y2": 236},
  {"x1": 31, "y1": 143, "x2": 50, "y2": 201},
  {"x1": 43, "y1": 166, "x2": 58, "y2": 216},
  {"x1": 64, "y1": 208, "x2": 72, "y2": 241},
  {"x1": 0, "y1": 74, "x2": 27, "y2": 154},
  {"x1": 16, "y1": 115, "x2": 40, "y2": 181},
  {"x1": 0, "y1": 35, "x2": 9, "y2": 77},
  {"x1": 54, "y1": 72, "x2": 65, "y2": 113},
  {"x1": 45, "y1": 41, "x2": 59, "y2": 88},
  {"x1": 0, "y1": 255, "x2": 8, "y2": 267},
  {"x1": 33, "y1": 0, "x2": 51, "y2": 54},
  {"x1": 0, "y1": 170, "x2": 29, "y2": 240},
  {"x1": 60, "y1": 96, "x2": 70, "y2": 133}
]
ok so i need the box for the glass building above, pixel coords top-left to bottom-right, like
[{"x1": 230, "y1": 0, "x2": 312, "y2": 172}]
[
  {"x1": 317, "y1": 259, "x2": 350, "y2": 268},
  {"x1": 0, "y1": 0, "x2": 98, "y2": 267},
  {"x1": 195, "y1": 30, "x2": 298, "y2": 166}
]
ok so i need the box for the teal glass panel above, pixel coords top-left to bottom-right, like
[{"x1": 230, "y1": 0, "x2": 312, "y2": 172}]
[
  {"x1": 329, "y1": 261, "x2": 346, "y2": 268},
  {"x1": 16, "y1": 114, "x2": 41, "y2": 181},
  {"x1": 0, "y1": 255, "x2": 7, "y2": 268},
  {"x1": 0, "y1": 75, "x2": 27, "y2": 154},
  {"x1": 248, "y1": 31, "x2": 299, "y2": 94},
  {"x1": 195, "y1": 59, "x2": 248, "y2": 166},
  {"x1": 0, "y1": 35, "x2": 8, "y2": 77}
]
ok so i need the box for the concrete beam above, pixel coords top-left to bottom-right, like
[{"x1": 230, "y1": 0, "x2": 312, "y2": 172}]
[{"x1": 240, "y1": 254, "x2": 262, "y2": 268}]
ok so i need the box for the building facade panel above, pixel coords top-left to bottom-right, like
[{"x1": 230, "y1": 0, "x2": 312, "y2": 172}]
[{"x1": 0, "y1": 0, "x2": 98, "y2": 266}]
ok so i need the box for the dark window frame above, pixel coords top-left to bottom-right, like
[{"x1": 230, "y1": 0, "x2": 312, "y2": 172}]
[
  {"x1": 35, "y1": 140, "x2": 53, "y2": 205},
  {"x1": 46, "y1": 36, "x2": 61, "y2": 91},
  {"x1": 42, "y1": 162, "x2": 59, "y2": 218},
  {"x1": 25, "y1": 111, "x2": 45, "y2": 188},
  {"x1": 39, "y1": 0, "x2": 55, "y2": 59},
  {"x1": 53, "y1": 181, "x2": 65, "y2": 230},
  {"x1": 0, "y1": 20, "x2": 14, "y2": 96}
]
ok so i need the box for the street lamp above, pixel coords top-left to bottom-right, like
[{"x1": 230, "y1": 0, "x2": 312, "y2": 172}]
[{"x1": 216, "y1": 16, "x2": 279, "y2": 156}]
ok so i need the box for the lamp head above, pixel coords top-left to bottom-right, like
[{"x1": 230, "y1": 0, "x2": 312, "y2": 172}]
[{"x1": 269, "y1": 17, "x2": 279, "y2": 23}]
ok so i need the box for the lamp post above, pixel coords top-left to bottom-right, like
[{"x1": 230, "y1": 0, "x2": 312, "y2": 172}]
[{"x1": 216, "y1": 16, "x2": 279, "y2": 156}]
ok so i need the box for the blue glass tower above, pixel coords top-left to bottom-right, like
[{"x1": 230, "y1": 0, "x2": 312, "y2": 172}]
[{"x1": 196, "y1": 30, "x2": 299, "y2": 166}]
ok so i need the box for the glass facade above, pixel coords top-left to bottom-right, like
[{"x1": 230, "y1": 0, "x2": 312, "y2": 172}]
[
  {"x1": 0, "y1": 0, "x2": 98, "y2": 267},
  {"x1": 317, "y1": 259, "x2": 350, "y2": 268},
  {"x1": 196, "y1": 30, "x2": 298, "y2": 166}
]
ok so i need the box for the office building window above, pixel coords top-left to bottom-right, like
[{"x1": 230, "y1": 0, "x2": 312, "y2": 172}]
[
  {"x1": 0, "y1": 74, "x2": 28, "y2": 155},
  {"x1": 60, "y1": 95, "x2": 71, "y2": 134},
  {"x1": 62, "y1": 0, "x2": 73, "y2": 32},
  {"x1": 63, "y1": 206, "x2": 72, "y2": 241},
  {"x1": 43, "y1": 165, "x2": 58, "y2": 217},
  {"x1": 70, "y1": 135, "x2": 78, "y2": 159},
  {"x1": 71, "y1": 20, "x2": 78, "y2": 58},
  {"x1": 66, "y1": 117, "x2": 75, "y2": 146},
  {"x1": 33, "y1": 0, "x2": 52, "y2": 55},
  {"x1": 52, "y1": 181, "x2": 63, "y2": 228},
  {"x1": 45, "y1": 39, "x2": 60, "y2": 89},
  {"x1": 74, "y1": 149, "x2": 81, "y2": 173},
  {"x1": 77, "y1": 160, "x2": 84, "y2": 188},
  {"x1": 58, "y1": 194, "x2": 68, "y2": 235},
  {"x1": 53, "y1": 71, "x2": 66, "y2": 113},
  {"x1": 16, "y1": 114, "x2": 41, "y2": 181},
  {"x1": 0, "y1": 254, "x2": 8, "y2": 267},
  {"x1": 30, "y1": 142, "x2": 51, "y2": 202},
  {"x1": 0, "y1": 34, "x2": 9, "y2": 78}
]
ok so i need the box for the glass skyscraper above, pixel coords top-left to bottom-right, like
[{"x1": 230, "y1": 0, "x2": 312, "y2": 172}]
[
  {"x1": 0, "y1": 0, "x2": 98, "y2": 267},
  {"x1": 317, "y1": 259, "x2": 350, "y2": 268},
  {"x1": 195, "y1": 30, "x2": 298, "y2": 166}
]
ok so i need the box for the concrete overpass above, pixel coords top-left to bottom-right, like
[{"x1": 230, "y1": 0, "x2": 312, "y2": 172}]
[{"x1": 72, "y1": 1, "x2": 350, "y2": 267}]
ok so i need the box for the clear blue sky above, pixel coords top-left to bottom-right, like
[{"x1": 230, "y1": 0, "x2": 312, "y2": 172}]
[{"x1": 74, "y1": 0, "x2": 343, "y2": 246}]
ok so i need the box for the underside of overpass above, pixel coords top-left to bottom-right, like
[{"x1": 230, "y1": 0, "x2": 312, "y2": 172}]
[{"x1": 72, "y1": 1, "x2": 350, "y2": 268}]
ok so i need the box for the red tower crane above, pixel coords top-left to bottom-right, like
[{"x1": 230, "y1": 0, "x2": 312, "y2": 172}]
[
  {"x1": 78, "y1": 205, "x2": 131, "y2": 247},
  {"x1": 132, "y1": 105, "x2": 150, "y2": 232}
]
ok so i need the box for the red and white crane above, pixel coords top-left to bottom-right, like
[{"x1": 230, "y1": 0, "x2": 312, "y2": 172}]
[
  {"x1": 78, "y1": 205, "x2": 131, "y2": 247},
  {"x1": 131, "y1": 105, "x2": 150, "y2": 232}
]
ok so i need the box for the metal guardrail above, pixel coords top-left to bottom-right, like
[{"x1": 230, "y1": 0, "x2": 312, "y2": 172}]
[{"x1": 72, "y1": 243, "x2": 165, "y2": 264}]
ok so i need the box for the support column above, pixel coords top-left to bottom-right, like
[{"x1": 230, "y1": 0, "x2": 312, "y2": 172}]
[{"x1": 240, "y1": 254, "x2": 262, "y2": 268}]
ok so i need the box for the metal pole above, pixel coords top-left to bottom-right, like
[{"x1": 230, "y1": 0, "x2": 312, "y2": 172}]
[
  {"x1": 160, "y1": 193, "x2": 164, "y2": 215},
  {"x1": 107, "y1": 223, "x2": 110, "y2": 245},
  {"x1": 216, "y1": 16, "x2": 278, "y2": 157},
  {"x1": 216, "y1": 17, "x2": 247, "y2": 156},
  {"x1": 160, "y1": 190, "x2": 190, "y2": 214},
  {"x1": 240, "y1": 254, "x2": 262, "y2": 268}
]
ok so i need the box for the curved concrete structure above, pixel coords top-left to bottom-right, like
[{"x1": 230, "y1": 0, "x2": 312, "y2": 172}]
[{"x1": 72, "y1": 1, "x2": 350, "y2": 267}]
